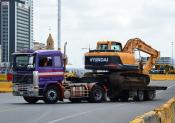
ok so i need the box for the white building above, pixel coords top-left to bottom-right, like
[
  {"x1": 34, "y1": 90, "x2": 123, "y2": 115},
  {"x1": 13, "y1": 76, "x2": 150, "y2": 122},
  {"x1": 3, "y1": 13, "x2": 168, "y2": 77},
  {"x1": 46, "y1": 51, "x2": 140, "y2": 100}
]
[{"x1": 33, "y1": 42, "x2": 46, "y2": 50}]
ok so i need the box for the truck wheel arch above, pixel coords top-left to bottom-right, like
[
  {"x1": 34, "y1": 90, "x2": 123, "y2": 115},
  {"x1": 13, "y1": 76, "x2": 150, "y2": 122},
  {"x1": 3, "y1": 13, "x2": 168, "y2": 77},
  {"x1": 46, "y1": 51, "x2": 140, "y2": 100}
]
[{"x1": 44, "y1": 82, "x2": 64, "y2": 101}]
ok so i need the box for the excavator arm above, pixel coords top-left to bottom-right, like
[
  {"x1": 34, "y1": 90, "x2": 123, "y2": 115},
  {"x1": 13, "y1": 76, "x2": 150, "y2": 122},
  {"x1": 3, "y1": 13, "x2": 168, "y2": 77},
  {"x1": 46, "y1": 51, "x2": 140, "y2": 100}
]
[{"x1": 123, "y1": 38, "x2": 160, "y2": 74}]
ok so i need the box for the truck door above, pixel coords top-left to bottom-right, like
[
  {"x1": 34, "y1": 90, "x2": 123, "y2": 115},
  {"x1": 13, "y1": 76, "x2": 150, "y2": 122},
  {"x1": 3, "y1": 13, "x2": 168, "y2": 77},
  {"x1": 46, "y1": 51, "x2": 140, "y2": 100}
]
[{"x1": 37, "y1": 55, "x2": 64, "y2": 89}]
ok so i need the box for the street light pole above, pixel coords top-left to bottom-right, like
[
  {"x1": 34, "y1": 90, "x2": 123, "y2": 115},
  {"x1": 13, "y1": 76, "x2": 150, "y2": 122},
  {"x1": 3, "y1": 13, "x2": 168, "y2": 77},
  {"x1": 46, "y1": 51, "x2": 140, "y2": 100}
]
[
  {"x1": 58, "y1": 0, "x2": 61, "y2": 50},
  {"x1": 171, "y1": 42, "x2": 174, "y2": 67}
]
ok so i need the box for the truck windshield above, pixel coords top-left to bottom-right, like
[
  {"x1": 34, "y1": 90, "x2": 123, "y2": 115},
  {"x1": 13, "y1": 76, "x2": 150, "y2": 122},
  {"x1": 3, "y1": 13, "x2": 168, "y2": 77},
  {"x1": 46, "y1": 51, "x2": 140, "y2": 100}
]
[{"x1": 13, "y1": 54, "x2": 35, "y2": 71}]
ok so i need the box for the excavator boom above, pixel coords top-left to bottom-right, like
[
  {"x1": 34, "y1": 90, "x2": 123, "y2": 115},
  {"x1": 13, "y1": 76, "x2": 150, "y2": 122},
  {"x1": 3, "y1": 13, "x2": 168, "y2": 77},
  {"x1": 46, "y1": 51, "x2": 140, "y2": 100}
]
[{"x1": 123, "y1": 38, "x2": 160, "y2": 74}]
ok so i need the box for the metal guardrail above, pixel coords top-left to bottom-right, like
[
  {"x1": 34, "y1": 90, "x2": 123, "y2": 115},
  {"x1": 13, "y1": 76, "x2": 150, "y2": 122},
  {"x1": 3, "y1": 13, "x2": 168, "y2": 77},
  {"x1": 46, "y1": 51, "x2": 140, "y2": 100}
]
[
  {"x1": 150, "y1": 74, "x2": 175, "y2": 80},
  {"x1": 1, "y1": 73, "x2": 175, "y2": 81},
  {"x1": 0, "y1": 82, "x2": 12, "y2": 93},
  {"x1": 0, "y1": 74, "x2": 7, "y2": 81}
]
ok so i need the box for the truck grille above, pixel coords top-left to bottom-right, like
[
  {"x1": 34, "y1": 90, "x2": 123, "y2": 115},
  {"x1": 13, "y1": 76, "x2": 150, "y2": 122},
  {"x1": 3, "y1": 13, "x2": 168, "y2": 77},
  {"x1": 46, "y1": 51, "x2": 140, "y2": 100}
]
[
  {"x1": 15, "y1": 84, "x2": 29, "y2": 92},
  {"x1": 13, "y1": 74, "x2": 33, "y2": 84}
]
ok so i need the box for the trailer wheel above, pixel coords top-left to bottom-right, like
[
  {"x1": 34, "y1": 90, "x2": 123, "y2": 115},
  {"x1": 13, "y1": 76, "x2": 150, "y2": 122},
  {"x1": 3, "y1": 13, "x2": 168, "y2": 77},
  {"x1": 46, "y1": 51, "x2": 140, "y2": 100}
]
[
  {"x1": 133, "y1": 90, "x2": 144, "y2": 101},
  {"x1": 145, "y1": 90, "x2": 155, "y2": 101},
  {"x1": 43, "y1": 86, "x2": 59, "y2": 104},
  {"x1": 89, "y1": 85, "x2": 105, "y2": 103},
  {"x1": 23, "y1": 97, "x2": 38, "y2": 104},
  {"x1": 69, "y1": 98, "x2": 82, "y2": 103}
]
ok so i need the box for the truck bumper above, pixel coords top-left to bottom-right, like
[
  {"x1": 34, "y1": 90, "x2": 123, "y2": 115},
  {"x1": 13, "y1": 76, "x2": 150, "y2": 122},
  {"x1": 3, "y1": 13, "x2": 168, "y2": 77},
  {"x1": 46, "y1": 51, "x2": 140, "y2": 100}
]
[{"x1": 13, "y1": 84, "x2": 39, "y2": 97}]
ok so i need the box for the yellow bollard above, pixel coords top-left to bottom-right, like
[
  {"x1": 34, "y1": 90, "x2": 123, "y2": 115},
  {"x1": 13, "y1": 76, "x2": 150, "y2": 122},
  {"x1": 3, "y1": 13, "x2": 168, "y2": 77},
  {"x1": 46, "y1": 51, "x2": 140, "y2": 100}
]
[{"x1": 130, "y1": 117, "x2": 144, "y2": 123}]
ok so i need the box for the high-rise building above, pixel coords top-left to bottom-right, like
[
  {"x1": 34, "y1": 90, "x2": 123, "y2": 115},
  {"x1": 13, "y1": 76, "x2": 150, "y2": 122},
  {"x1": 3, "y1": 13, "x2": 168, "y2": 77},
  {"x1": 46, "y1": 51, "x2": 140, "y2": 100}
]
[
  {"x1": 0, "y1": 45, "x2": 1, "y2": 63},
  {"x1": 0, "y1": 0, "x2": 33, "y2": 64}
]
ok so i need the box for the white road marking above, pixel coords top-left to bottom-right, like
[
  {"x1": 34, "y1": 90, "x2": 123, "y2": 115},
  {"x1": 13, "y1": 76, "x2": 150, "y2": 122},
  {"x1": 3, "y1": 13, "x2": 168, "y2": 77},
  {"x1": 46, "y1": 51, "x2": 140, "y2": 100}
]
[
  {"x1": 156, "y1": 83, "x2": 175, "y2": 94},
  {"x1": 167, "y1": 84, "x2": 175, "y2": 89},
  {"x1": 0, "y1": 107, "x2": 20, "y2": 113},
  {"x1": 32, "y1": 109, "x2": 52, "y2": 123},
  {"x1": 47, "y1": 111, "x2": 92, "y2": 123},
  {"x1": 47, "y1": 104, "x2": 124, "y2": 123}
]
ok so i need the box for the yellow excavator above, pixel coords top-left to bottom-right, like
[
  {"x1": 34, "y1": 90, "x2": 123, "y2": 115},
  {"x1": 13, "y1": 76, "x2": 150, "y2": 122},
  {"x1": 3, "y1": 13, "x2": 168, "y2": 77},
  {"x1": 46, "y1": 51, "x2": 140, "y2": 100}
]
[
  {"x1": 84, "y1": 38, "x2": 166, "y2": 101},
  {"x1": 85, "y1": 38, "x2": 159, "y2": 74}
]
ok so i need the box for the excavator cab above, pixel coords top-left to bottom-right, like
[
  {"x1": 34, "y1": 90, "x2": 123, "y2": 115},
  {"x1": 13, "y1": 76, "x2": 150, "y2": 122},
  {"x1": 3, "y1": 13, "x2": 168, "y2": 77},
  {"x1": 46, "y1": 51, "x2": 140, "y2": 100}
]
[
  {"x1": 85, "y1": 41, "x2": 137, "y2": 71},
  {"x1": 97, "y1": 41, "x2": 122, "y2": 52}
]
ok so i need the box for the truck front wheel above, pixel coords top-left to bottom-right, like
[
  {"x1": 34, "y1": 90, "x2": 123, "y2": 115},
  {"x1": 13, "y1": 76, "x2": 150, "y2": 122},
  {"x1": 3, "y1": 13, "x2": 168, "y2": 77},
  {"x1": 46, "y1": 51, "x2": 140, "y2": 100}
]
[
  {"x1": 23, "y1": 97, "x2": 38, "y2": 104},
  {"x1": 43, "y1": 86, "x2": 60, "y2": 104},
  {"x1": 89, "y1": 85, "x2": 105, "y2": 103}
]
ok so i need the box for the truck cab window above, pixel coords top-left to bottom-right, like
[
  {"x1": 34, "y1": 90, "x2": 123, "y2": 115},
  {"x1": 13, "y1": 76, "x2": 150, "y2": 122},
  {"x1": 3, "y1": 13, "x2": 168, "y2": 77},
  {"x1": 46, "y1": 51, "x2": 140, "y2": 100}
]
[
  {"x1": 53, "y1": 56, "x2": 62, "y2": 67},
  {"x1": 39, "y1": 56, "x2": 52, "y2": 67}
]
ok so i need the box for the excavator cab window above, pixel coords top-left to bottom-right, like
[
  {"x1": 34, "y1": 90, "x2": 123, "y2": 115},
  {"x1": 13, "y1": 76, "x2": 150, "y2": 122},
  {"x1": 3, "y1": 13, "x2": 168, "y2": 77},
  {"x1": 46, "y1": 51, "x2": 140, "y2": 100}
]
[
  {"x1": 97, "y1": 44, "x2": 108, "y2": 50},
  {"x1": 97, "y1": 42, "x2": 122, "y2": 51},
  {"x1": 111, "y1": 43, "x2": 122, "y2": 52}
]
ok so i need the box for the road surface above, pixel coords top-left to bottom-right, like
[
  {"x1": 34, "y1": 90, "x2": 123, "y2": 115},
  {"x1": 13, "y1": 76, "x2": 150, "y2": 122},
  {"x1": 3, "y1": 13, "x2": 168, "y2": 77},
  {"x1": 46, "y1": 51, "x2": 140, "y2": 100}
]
[{"x1": 0, "y1": 80, "x2": 175, "y2": 123}]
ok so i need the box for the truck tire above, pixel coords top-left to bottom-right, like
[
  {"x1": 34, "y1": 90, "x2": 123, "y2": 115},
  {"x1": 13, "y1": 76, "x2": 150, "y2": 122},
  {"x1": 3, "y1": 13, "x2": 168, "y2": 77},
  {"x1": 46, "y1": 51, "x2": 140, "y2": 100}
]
[
  {"x1": 43, "y1": 86, "x2": 60, "y2": 104},
  {"x1": 69, "y1": 98, "x2": 82, "y2": 103},
  {"x1": 23, "y1": 97, "x2": 38, "y2": 104},
  {"x1": 88, "y1": 85, "x2": 105, "y2": 103},
  {"x1": 133, "y1": 90, "x2": 144, "y2": 101},
  {"x1": 144, "y1": 90, "x2": 155, "y2": 101}
]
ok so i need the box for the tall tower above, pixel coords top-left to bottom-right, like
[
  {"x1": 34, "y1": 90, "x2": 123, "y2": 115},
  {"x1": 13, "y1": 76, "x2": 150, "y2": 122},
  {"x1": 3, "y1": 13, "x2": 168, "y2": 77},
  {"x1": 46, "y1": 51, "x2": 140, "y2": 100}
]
[
  {"x1": 0, "y1": 0, "x2": 33, "y2": 63},
  {"x1": 46, "y1": 33, "x2": 54, "y2": 50},
  {"x1": 58, "y1": 0, "x2": 61, "y2": 50}
]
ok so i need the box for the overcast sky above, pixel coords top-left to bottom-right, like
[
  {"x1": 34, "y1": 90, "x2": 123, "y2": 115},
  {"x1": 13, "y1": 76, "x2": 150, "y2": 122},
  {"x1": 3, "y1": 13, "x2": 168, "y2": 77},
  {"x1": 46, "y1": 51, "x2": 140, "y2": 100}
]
[{"x1": 34, "y1": 0, "x2": 175, "y2": 67}]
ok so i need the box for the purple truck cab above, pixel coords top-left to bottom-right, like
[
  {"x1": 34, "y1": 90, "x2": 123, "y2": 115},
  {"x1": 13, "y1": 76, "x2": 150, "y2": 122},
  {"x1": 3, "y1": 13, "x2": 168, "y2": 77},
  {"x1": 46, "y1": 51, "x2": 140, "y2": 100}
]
[{"x1": 12, "y1": 50, "x2": 64, "y2": 103}]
